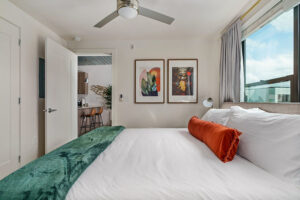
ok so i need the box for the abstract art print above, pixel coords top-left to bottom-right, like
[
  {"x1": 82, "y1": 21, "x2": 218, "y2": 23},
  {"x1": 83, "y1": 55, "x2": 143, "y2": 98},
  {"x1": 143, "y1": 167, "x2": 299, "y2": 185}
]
[
  {"x1": 135, "y1": 59, "x2": 165, "y2": 103},
  {"x1": 168, "y1": 59, "x2": 198, "y2": 103},
  {"x1": 172, "y1": 67, "x2": 194, "y2": 96}
]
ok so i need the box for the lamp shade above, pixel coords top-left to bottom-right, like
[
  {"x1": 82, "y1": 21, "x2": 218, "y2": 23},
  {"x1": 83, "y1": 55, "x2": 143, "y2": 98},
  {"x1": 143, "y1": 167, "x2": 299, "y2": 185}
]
[
  {"x1": 118, "y1": 7, "x2": 138, "y2": 19},
  {"x1": 203, "y1": 98, "x2": 214, "y2": 108}
]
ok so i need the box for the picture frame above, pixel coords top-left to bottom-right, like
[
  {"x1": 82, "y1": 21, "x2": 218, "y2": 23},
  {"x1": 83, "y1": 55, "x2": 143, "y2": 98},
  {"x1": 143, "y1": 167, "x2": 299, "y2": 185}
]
[
  {"x1": 135, "y1": 59, "x2": 165, "y2": 104},
  {"x1": 167, "y1": 59, "x2": 198, "y2": 104}
]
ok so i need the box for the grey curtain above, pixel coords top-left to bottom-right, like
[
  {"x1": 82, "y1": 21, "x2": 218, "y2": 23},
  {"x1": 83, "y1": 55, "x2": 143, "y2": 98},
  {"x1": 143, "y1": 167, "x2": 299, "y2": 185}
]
[{"x1": 219, "y1": 19, "x2": 242, "y2": 105}]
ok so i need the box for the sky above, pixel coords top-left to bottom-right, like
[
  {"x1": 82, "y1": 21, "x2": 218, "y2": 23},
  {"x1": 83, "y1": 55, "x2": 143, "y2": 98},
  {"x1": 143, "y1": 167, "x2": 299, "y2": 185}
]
[{"x1": 245, "y1": 9, "x2": 294, "y2": 84}]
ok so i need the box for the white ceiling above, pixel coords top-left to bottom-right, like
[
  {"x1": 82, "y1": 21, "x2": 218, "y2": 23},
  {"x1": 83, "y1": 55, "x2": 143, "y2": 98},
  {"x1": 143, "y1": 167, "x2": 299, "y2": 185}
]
[{"x1": 10, "y1": 0, "x2": 252, "y2": 41}]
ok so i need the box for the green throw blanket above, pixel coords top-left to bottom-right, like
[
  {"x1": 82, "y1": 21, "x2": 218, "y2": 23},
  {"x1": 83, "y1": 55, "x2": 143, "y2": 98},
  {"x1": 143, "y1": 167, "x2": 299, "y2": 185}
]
[{"x1": 0, "y1": 126, "x2": 125, "y2": 200}]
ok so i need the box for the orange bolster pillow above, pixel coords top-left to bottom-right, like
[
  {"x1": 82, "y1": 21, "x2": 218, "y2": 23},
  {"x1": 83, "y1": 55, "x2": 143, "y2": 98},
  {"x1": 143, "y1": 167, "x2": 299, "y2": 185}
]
[{"x1": 188, "y1": 116, "x2": 242, "y2": 163}]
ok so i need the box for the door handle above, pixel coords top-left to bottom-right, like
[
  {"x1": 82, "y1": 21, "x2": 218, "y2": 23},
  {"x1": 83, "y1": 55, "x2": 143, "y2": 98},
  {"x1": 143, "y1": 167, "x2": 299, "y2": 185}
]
[
  {"x1": 48, "y1": 108, "x2": 57, "y2": 113},
  {"x1": 43, "y1": 108, "x2": 58, "y2": 113}
]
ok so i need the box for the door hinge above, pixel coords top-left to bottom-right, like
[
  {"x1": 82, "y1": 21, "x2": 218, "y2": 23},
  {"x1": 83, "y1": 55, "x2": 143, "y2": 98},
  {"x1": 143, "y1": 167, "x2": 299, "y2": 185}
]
[
  {"x1": 18, "y1": 39, "x2": 21, "y2": 46},
  {"x1": 18, "y1": 155, "x2": 21, "y2": 163},
  {"x1": 18, "y1": 97, "x2": 21, "y2": 104}
]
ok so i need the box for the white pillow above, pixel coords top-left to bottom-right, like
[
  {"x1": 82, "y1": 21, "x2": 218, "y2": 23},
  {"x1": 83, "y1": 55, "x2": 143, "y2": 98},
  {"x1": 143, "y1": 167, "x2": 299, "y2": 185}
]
[
  {"x1": 201, "y1": 106, "x2": 264, "y2": 126},
  {"x1": 230, "y1": 105, "x2": 265, "y2": 114},
  {"x1": 227, "y1": 108, "x2": 300, "y2": 185},
  {"x1": 201, "y1": 109, "x2": 231, "y2": 125}
]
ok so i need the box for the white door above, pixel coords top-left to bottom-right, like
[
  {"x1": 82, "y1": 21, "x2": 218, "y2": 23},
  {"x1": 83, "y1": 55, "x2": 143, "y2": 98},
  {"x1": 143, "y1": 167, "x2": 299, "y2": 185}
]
[
  {"x1": 45, "y1": 39, "x2": 77, "y2": 153},
  {"x1": 0, "y1": 18, "x2": 20, "y2": 179}
]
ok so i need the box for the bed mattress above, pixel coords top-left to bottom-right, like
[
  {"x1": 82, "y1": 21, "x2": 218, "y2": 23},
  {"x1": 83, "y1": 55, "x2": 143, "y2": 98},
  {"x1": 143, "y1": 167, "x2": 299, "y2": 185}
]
[{"x1": 66, "y1": 128, "x2": 300, "y2": 200}]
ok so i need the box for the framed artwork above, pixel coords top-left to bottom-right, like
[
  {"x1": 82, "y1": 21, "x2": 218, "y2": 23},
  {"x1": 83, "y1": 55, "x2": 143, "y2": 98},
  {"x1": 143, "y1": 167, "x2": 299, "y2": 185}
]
[
  {"x1": 135, "y1": 59, "x2": 165, "y2": 104},
  {"x1": 167, "y1": 59, "x2": 198, "y2": 103}
]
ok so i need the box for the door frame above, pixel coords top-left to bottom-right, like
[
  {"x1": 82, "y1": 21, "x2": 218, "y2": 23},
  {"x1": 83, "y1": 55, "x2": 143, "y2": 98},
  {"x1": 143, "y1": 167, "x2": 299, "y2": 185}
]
[
  {"x1": 74, "y1": 48, "x2": 117, "y2": 125},
  {"x1": 0, "y1": 16, "x2": 21, "y2": 167}
]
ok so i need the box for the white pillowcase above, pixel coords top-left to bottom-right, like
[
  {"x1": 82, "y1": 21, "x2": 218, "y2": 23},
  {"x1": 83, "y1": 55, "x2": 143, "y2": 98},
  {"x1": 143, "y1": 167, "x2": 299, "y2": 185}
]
[
  {"x1": 230, "y1": 106, "x2": 265, "y2": 114},
  {"x1": 201, "y1": 106, "x2": 264, "y2": 126},
  {"x1": 227, "y1": 107, "x2": 300, "y2": 185},
  {"x1": 201, "y1": 109, "x2": 231, "y2": 125}
]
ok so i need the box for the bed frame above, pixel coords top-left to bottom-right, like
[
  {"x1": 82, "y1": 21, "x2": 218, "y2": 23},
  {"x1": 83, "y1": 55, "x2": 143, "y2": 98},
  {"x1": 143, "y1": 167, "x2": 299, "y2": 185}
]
[{"x1": 221, "y1": 102, "x2": 300, "y2": 115}]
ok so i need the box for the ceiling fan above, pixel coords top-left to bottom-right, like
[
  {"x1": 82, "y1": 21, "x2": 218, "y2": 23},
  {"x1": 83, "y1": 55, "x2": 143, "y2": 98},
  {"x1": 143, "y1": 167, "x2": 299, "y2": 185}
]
[{"x1": 94, "y1": 0, "x2": 175, "y2": 28}]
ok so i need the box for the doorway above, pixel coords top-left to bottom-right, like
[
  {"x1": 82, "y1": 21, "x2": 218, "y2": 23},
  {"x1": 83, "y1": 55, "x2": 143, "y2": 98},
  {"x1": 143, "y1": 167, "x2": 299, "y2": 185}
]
[
  {"x1": 77, "y1": 54, "x2": 113, "y2": 136},
  {"x1": 43, "y1": 42, "x2": 117, "y2": 154}
]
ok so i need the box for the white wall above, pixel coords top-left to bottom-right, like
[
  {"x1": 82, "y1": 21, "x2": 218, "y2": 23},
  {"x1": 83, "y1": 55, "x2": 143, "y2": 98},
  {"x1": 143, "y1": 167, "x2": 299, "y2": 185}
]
[
  {"x1": 0, "y1": 0, "x2": 67, "y2": 165},
  {"x1": 69, "y1": 39, "x2": 221, "y2": 128},
  {"x1": 78, "y1": 65, "x2": 112, "y2": 125},
  {"x1": 78, "y1": 65, "x2": 112, "y2": 106}
]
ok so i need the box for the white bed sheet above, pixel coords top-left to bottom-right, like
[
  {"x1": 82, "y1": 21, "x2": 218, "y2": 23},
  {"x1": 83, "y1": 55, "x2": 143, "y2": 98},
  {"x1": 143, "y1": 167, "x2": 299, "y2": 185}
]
[{"x1": 66, "y1": 128, "x2": 300, "y2": 200}]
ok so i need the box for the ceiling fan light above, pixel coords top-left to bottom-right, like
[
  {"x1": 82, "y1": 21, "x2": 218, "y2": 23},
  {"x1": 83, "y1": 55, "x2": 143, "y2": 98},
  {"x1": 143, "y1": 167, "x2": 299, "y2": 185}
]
[{"x1": 118, "y1": 7, "x2": 138, "y2": 19}]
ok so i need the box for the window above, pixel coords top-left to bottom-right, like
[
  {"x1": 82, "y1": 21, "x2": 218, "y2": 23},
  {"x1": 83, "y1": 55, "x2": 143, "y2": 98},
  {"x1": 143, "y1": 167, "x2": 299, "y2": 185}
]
[{"x1": 242, "y1": 5, "x2": 300, "y2": 103}]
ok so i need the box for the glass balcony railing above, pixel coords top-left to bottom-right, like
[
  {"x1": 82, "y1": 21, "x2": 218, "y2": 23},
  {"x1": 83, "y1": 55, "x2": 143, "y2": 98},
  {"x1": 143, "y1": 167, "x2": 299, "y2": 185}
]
[{"x1": 245, "y1": 81, "x2": 291, "y2": 103}]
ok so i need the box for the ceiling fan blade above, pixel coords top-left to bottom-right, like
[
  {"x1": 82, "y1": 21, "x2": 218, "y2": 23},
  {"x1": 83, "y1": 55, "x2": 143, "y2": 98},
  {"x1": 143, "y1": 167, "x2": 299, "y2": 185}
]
[
  {"x1": 139, "y1": 7, "x2": 175, "y2": 25},
  {"x1": 94, "y1": 10, "x2": 119, "y2": 28}
]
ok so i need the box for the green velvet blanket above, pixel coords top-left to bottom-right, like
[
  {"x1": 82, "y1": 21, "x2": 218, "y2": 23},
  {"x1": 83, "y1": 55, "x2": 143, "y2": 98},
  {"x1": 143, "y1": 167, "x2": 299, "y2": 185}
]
[{"x1": 0, "y1": 126, "x2": 125, "y2": 200}]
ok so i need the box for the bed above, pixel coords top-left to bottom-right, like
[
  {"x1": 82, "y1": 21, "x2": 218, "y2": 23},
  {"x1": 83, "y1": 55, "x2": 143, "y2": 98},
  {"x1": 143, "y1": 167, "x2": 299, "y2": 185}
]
[
  {"x1": 67, "y1": 128, "x2": 300, "y2": 200},
  {"x1": 1, "y1": 103, "x2": 300, "y2": 200}
]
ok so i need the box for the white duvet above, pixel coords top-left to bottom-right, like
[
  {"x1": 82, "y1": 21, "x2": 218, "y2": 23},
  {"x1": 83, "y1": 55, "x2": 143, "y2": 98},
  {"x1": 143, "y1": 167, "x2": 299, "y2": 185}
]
[{"x1": 67, "y1": 128, "x2": 300, "y2": 200}]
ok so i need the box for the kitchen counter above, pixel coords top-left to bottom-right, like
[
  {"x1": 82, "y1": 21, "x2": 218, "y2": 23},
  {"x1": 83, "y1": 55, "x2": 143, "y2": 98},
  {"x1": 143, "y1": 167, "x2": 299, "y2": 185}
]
[{"x1": 78, "y1": 106, "x2": 101, "y2": 110}]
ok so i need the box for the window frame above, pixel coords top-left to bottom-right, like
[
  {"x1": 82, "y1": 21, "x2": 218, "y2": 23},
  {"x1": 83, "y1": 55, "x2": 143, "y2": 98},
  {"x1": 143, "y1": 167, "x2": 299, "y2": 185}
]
[
  {"x1": 294, "y1": 5, "x2": 300, "y2": 102},
  {"x1": 242, "y1": 4, "x2": 300, "y2": 103}
]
